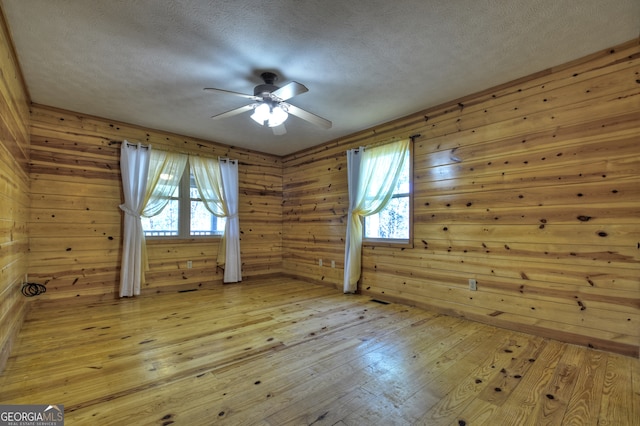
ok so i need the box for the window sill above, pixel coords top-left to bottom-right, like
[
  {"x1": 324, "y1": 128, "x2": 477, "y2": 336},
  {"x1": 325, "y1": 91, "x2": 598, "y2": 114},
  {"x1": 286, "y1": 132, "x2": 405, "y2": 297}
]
[
  {"x1": 145, "y1": 236, "x2": 222, "y2": 244},
  {"x1": 363, "y1": 238, "x2": 413, "y2": 249}
]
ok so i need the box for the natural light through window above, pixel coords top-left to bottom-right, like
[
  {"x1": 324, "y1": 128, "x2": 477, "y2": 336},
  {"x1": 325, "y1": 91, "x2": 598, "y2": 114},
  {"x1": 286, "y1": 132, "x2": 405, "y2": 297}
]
[
  {"x1": 363, "y1": 147, "x2": 411, "y2": 242},
  {"x1": 142, "y1": 170, "x2": 225, "y2": 237}
]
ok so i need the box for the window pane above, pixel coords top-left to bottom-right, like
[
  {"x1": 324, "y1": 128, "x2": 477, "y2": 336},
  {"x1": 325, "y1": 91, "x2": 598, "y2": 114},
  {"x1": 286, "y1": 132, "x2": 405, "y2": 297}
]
[
  {"x1": 155, "y1": 181, "x2": 179, "y2": 198},
  {"x1": 141, "y1": 199, "x2": 179, "y2": 236},
  {"x1": 189, "y1": 174, "x2": 200, "y2": 199},
  {"x1": 364, "y1": 196, "x2": 410, "y2": 239},
  {"x1": 395, "y1": 151, "x2": 410, "y2": 194},
  {"x1": 190, "y1": 200, "x2": 225, "y2": 236},
  {"x1": 142, "y1": 170, "x2": 226, "y2": 238}
]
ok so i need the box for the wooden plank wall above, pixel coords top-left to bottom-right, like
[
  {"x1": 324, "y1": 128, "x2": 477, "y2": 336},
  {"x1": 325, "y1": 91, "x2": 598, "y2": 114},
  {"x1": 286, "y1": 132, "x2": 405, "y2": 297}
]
[
  {"x1": 282, "y1": 39, "x2": 640, "y2": 357},
  {"x1": 0, "y1": 9, "x2": 30, "y2": 371},
  {"x1": 28, "y1": 105, "x2": 283, "y2": 300}
]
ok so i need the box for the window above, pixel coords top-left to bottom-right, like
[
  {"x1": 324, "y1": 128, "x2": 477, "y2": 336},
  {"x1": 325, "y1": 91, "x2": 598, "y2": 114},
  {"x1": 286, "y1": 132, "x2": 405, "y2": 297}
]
[
  {"x1": 363, "y1": 144, "x2": 412, "y2": 245},
  {"x1": 141, "y1": 167, "x2": 225, "y2": 237}
]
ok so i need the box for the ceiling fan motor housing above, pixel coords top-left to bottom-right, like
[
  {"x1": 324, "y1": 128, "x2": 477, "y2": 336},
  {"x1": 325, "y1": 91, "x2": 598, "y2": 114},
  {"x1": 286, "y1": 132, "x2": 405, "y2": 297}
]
[
  {"x1": 254, "y1": 83, "x2": 279, "y2": 97},
  {"x1": 254, "y1": 72, "x2": 279, "y2": 97}
]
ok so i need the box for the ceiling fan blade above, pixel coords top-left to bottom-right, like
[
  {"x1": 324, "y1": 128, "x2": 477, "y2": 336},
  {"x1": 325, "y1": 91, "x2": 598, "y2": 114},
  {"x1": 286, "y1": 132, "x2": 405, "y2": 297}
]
[
  {"x1": 285, "y1": 104, "x2": 332, "y2": 129},
  {"x1": 204, "y1": 87, "x2": 261, "y2": 101},
  {"x1": 211, "y1": 104, "x2": 255, "y2": 120},
  {"x1": 272, "y1": 81, "x2": 308, "y2": 101}
]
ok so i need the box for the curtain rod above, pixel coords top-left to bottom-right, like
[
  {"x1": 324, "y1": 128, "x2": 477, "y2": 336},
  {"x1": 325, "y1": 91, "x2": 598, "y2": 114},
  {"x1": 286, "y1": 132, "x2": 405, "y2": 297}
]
[
  {"x1": 117, "y1": 140, "x2": 236, "y2": 161},
  {"x1": 356, "y1": 134, "x2": 421, "y2": 152},
  {"x1": 123, "y1": 141, "x2": 150, "y2": 149}
]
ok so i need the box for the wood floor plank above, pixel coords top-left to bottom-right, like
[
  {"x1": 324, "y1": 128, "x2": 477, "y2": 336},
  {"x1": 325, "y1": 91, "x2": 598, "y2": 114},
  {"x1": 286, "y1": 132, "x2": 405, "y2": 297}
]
[
  {"x1": 410, "y1": 331, "x2": 529, "y2": 425},
  {"x1": 561, "y1": 349, "x2": 607, "y2": 426},
  {"x1": 222, "y1": 307, "x2": 430, "y2": 425},
  {"x1": 338, "y1": 388, "x2": 409, "y2": 426},
  {"x1": 598, "y1": 354, "x2": 637, "y2": 426},
  {"x1": 0, "y1": 277, "x2": 637, "y2": 425},
  {"x1": 288, "y1": 321, "x2": 498, "y2": 425},
  {"x1": 478, "y1": 339, "x2": 568, "y2": 425},
  {"x1": 633, "y1": 357, "x2": 640, "y2": 424},
  {"x1": 475, "y1": 334, "x2": 550, "y2": 408},
  {"x1": 387, "y1": 324, "x2": 501, "y2": 423},
  {"x1": 524, "y1": 344, "x2": 584, "y2": 425},
  {"x1": 446, "y1": 334, "x2": 549, "y2": 425}
]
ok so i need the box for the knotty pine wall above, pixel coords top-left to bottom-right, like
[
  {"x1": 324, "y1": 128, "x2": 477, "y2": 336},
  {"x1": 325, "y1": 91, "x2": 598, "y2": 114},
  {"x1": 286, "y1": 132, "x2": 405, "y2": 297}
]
[
  {"x1": 0, "y1": 9, "x2": 30, "y2": 371},
  {"x1": 28, "y1": 105, "x2": 283, "y2": 300},
  {"x1": 282, "y1": 39, "x2": 640, "y2": 357}
]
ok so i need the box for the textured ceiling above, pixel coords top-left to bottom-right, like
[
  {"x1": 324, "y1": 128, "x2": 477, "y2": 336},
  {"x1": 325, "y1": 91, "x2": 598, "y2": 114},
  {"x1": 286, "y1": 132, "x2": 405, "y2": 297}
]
[{"x1": 2, "y1": 0, "x2": 638, "y2": 156}]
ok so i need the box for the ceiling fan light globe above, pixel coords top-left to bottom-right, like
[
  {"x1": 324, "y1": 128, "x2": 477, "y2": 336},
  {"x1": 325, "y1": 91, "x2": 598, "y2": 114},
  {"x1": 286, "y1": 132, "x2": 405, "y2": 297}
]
[
  {"x1": 250, "y1": 103, "x2": 270, "y2": 124},
  {"x1": 268, "y1": 106, "x2": 288, "y2": 127}
]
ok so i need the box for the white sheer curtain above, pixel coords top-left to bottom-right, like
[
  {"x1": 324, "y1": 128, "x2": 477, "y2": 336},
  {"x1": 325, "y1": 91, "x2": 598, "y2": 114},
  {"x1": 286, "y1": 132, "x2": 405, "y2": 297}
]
[
  {"x1": 219, "y1": 158, "x2": 241, "y2": 282},
  {"x1": 119, "y1": 141, "x2": 151, "y2": 297},
  {"x1": 343, "y1": 139, "x2": 410, "y2": 293},
  {"x1": 119, "y1": 144, "x2": 187, "y2": 297},
  {"x1": 190, "y1": 156, "x2": 242, "y2": 283}
]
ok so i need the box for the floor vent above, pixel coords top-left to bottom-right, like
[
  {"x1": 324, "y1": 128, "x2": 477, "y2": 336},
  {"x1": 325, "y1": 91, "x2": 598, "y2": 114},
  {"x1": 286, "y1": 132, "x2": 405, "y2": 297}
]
[{"x1": 370, "y1": 299, "x2": 390, "y2": 305}]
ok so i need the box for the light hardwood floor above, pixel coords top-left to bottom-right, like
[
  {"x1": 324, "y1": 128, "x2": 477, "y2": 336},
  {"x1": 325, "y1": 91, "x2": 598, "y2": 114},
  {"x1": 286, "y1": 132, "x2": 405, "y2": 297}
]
[{"x1": 0, "y1": 277, "x2": 638, "y2": 425}]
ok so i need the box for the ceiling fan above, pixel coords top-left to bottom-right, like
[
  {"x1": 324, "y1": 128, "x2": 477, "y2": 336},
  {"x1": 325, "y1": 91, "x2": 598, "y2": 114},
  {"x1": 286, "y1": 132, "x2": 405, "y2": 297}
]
[{"x1": 204, "y1": 72, "x2": 332, "y2": 135}]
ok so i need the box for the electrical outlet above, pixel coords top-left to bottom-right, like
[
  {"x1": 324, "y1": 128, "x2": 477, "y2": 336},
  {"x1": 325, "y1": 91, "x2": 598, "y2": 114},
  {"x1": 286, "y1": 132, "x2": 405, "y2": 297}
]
[
  {"x1": 469, "y1": 279, "x2": 477, "y2": 291},
  {"x1": 319, "y1": 259, "x2": 323, "y2": 267},
  {"x1": 187, "y1": 260, "x2": 193, "y2": 269},
  {"x1": 331, "y1": 260, "x2": 335, "y2": 268}
]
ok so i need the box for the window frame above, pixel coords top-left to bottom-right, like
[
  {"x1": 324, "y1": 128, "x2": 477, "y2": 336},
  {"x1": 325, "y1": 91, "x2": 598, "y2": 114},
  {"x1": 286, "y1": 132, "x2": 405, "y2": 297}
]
[
  {"x1": 362, "y1": 140, "x2": 414, "y2": 248},
  {"x1": 143, "y1": 166, "x2": 224, "y2": 240}
]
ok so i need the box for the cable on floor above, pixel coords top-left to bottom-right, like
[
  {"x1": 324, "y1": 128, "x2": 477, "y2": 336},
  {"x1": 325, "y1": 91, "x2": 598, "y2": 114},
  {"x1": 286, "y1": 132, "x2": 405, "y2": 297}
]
[{"x1": 21, "y1": 282, "x2": 47, "y2": 297}]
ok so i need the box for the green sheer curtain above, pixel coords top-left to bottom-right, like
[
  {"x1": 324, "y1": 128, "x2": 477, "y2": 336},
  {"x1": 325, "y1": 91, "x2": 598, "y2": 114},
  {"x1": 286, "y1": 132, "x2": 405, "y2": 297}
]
[
  {"x1": 189, "y1": 155, "x2": 227, "y2": 265},
  {"x1": 140, "y1": 150, "x2": 187, "y2": 286},
  {"x1": 189, "y1": 155, "x2": 225, "y2": 216},
  {"x1": 142, "y1": 151, "x2": 188, "y2": 217},
  {"x1": 189, "y1": 156, "x2": 242, "y2": 283},
  {"x1": 343, "y1": 139, "x2": 410, "y2": 293}
]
